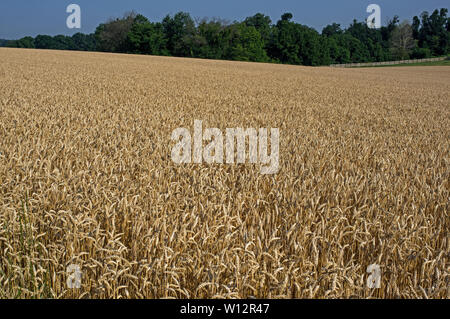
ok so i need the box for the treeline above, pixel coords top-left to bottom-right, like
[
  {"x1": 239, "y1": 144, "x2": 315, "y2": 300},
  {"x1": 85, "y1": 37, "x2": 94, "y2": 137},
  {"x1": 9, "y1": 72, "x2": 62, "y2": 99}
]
[
  {"x1": 2, "y1": 9, "x2": 449, "y2": 65},
  {"x1": 2, "y1": 33, "x2": 97, "y2": 51}
]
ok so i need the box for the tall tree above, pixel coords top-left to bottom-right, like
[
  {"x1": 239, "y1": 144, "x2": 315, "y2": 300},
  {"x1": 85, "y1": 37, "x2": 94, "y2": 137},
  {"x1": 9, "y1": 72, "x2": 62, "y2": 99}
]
[
  {"x1": 322, "y1": 23, "x2": 343, "y2": 37},
  {"x1": 269, "y1": 13, "x2": 330, "y2": 65},
  {"x1": 196, "y1": 19, "x2": 229, "y2": 59},
  {"x1": 162, "y1": 12, "x2": 196, "y2": 57},
  {"x1": 390, "y1": 21, "x2": 415, "y2": 59},
  {"x1": 413, "y1": 9, "x2": 449, "y2": 55},
  {"x1": 228, "y1": 23, "x2": 269, "y2": 62},
  {"x1": 95, "y1": 12, "x2": 136, "y2": 52},
  {"x1": 244, "y1": 13, "x2": 272, "y2": 47},
  {"x1": 127, "y1": 14, "x2": 168, "y2": 55}
]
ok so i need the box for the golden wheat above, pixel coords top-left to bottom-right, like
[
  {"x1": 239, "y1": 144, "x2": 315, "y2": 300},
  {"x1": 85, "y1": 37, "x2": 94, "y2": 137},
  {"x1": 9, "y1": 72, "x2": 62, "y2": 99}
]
[{"x1": 0, "y1": 48, "x2": 448, "y2": 299}]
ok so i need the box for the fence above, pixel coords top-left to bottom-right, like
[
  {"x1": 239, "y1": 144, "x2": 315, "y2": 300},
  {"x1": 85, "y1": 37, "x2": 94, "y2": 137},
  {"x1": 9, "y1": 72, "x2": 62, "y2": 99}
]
[{"x1": 330, "y1": 56, "x2": 447, "y2": 68}]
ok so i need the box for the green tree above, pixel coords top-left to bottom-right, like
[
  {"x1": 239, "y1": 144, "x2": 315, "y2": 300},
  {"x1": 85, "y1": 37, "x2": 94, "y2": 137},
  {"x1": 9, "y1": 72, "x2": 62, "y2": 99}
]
[
  {"x1": 52, "y1": 35, "x2": 74, "y2": 50},
  {"x1": 7, "y1": 36, "x2": 35, "y2": 48},
  {"x1": 346, "y1": 19, "x2": 387, "y2": 62},
  {"x1": 244, "y1": 13, "x2": 272, "y2": 47},
  {"x1": 268, "y1": 13, "x2": 325, "y2": 65},
  {"x1": 410, "y1": 47, "x2": 431, "y2": 58},
  {"x1": 196, "y1": 19, "x2": 229, "y2": 59},
  {"x1": 322, "y1": 23, "x2": 343, "y2": 37},
  {"x1": 332, "y1": 33, "x2": 370, "y2": 63},
  {"x1": 390, "y1": 21, "x2": 415, "y2": 59},
  {"x1": 268, "y1": 13, "x2": 302, "y2": 64},
  {"x1": 328, "y1": 36, "x2": 351, "y2": 63},
  {"x1": 127, "y1": 14, "x2": 168, "y2": 55},
  {"x1": 71, "y1": 33, "x2": 96, "y2": 51},
  {"x1": 228, "y1": 23, "x2": 268, "y2": 62},
  {"x1": 162, "y1": 12, "x2": 196, "y2": 57},
  {"x1": 95, "y1": 12, "x2": 136, "y2": 52},
  {"x1": 414, "y1": 9, "x2": 449, "y2": 55},
  {"x1": 34, "y1": 35, "x2": 56, "y2": 49}
]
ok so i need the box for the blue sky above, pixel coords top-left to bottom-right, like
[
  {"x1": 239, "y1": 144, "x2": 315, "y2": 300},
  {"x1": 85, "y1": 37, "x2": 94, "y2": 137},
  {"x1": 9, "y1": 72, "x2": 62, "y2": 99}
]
[{"x1": 0, "y1": 0, "x2": 448, "y2": 39}]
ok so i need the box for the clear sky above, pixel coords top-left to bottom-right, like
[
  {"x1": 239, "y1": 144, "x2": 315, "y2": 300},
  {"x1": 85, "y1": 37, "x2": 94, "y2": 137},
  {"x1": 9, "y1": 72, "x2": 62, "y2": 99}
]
[{"x1": 0, "y1": 0, "x2": 448, "y2": 39}]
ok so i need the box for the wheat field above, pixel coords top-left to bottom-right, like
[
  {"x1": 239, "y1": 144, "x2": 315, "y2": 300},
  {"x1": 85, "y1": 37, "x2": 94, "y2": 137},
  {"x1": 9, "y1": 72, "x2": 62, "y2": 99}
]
[{"x1": 0, "y1": 47, "x2": 448, "y2": 298}]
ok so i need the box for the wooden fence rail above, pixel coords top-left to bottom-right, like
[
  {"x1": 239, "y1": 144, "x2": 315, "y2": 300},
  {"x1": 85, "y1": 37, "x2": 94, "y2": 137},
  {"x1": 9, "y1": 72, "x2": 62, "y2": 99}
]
[{"x1": 330, "y1": 56, "x2": 447, "y2": 68}]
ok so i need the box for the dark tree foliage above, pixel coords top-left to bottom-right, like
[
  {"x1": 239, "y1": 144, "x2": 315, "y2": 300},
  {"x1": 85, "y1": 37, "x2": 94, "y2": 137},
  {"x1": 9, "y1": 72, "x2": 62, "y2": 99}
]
[
  {"x1": 196, "y1": 19, "x2": 230, "y2": 59},
  {"x1": 0, "y1": 39, "x2": 9, "y2": 47},
  {"x1": 71, "y1": 33, "x2": 96, "y2": 51},
  {"x1": 412, "y1": 9, "x2": 449, "y2": 56},
  {"x1": 322, "y1": 23, "x2": 343, "y2": 37},
  {"x1": 162, "y1": 12, "x2": 196, "y2": 57},
  {"x1": 244, "y1": 13, "x2": 272, "y2": 48},
  {"x1": 95, "y1": 12, "x2": 136, "y2": 52},
  {"x1": 227, "y1": 23, "x2": 269, "y2": 62},
  {"x1": 126, "y1": 14, "x2": 168, "y2": 55},
  {"x1": 5, "y1": 8, "x2": 449, "y2": 65},
  {"x1": 6, "y1": 36, "x2": 35, "y2": 48}
]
